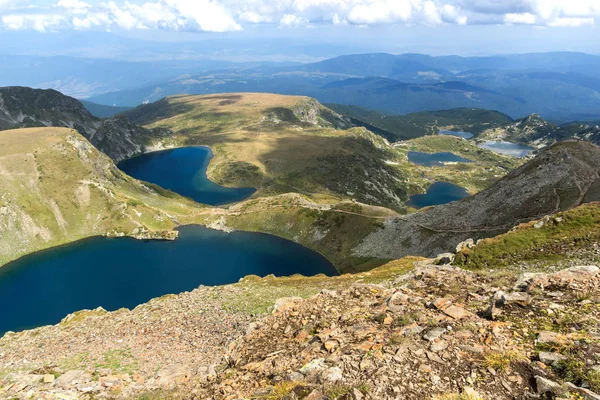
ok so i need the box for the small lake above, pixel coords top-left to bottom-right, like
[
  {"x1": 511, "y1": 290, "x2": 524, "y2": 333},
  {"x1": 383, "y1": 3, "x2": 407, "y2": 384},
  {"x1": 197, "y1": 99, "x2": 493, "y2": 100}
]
[
  {"x1": 0, "y1": 225, "x2": 337, "y2": 335},
  {"x1": 118, "y1": 147, "x2": 256, "y2": 206},
  {"x1": 477, "y1": 141, "x2": 534, "y2": 158},
  {"x1": 407, "y1": 182, "x2": 470, "y2": 209},
  {"x1": 408, "y1": 151, "x2": 472, "y2": 167},
  {"x1": 440, "y1": 130, "x2": 474, "y2": 139}
]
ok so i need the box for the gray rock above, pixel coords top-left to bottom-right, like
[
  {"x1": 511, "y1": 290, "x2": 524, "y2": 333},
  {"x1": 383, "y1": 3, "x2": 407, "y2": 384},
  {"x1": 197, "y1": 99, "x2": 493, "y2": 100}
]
[
  {"x1": 286, "y1": 371, "x2": 305, "y2": 382},
  {"x1": 423, "y1": 328, "x2": 446, "y2": 341},
  {"x1": 300, "y1": 358, "x2": 327, "y2": 375},
  {"x1": 504, "y1": 292, "x2": 533, "y2": 306},
  {"x1": 536, "y1": 376, "x2": 567, "y2": 396},
  {"x1": 55, "y1": 370, "x2": 92, "y2": 389},
  {"x1": 539, "y1": 352, "x2": 567, "y2": 366},
  {"x1": 565, "y1": 382, "x2": 600, "y2": 400},
  {"x1": 430, "y1": 340, "x2": 449, "y2": 352},
  {"x1": 319, "y1": 367, "x2": 343, "y2": 383},
  {"x1": 387, "y1": 292, "x2": 409, "y2": 306}
]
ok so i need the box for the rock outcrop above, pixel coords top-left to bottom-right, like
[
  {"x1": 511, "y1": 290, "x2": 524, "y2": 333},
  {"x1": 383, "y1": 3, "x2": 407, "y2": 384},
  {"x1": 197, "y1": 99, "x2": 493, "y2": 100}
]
[{"x1": 0, "y1": 86, "x2": 166, "y2": 161}]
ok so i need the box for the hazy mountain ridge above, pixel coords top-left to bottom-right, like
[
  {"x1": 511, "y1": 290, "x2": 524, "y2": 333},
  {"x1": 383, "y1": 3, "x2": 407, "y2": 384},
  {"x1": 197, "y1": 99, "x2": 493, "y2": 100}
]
[{"x1": 82, "y1": 52, "x2": 600, "y2": 121}]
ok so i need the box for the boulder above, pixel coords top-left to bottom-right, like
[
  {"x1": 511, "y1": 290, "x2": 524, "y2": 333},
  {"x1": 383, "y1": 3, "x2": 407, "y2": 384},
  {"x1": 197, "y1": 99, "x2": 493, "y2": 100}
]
[
  {"x1": 423, "y1": 328, "x2": 446, "y2": 342},
  {"x1": 155, "y1": 364, "x2": 192, "y2": 387},
  {"x1": 535, "y1": 376, "x2": 568, "y2": 396},
  {"x1": 539, "y1": 352, "x2": 567, "y2": 366},
  {"x1": 273, "y1": 297, "x2": 304, "y2": 314},
  {"x1": 456, "y1": 239, "x2": 476, "y2": 253},
  {"x1": 55, "y1": 370, "x2": 92, "y2": 388},
  {"x1": 319, "y1": 367, "x2": 343, "y2": 383},
  {"x1": 300, "y1": 359, "x2": 327, "y2": 375}
]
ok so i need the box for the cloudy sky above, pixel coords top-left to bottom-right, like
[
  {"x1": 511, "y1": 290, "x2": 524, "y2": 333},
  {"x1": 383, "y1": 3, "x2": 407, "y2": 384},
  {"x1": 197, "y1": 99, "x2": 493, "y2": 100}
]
[{"x1": 1, "y1": 0, "x2": 599, "y2": 59}]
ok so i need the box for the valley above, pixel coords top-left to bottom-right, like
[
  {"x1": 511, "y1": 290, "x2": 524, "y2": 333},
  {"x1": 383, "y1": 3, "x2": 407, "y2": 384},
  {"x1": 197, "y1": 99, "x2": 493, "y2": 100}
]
[{"x1": 0, "y1": 85, "x2": 599, "y2": 400}]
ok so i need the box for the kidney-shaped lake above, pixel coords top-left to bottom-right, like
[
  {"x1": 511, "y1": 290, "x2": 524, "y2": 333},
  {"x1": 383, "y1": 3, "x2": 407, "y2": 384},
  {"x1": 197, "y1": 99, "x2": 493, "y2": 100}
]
[
  {"x1": 118, "y1": 147, "x2": 256, "y2": 206},
  {"x1": 0, "y1": 226, "x2": 337, "y2": 335}
]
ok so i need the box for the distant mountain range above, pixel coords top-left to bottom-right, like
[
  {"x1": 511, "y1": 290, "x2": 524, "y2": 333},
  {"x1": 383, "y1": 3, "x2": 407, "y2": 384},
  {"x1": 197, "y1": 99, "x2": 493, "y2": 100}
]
[
  {"x1": 81, "y1": 52, "x2": 600, "y2": 121},
  {"x1": 2, "y1": 52, "x2": 600, "y2": 121}
]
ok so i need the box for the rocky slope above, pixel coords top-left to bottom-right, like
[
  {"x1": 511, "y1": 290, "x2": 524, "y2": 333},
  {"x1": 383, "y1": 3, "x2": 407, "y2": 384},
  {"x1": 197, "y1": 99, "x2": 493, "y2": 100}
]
[
  {"x1": 1, "y1": 204, "x2": 598, "y2": 399},
  {"x1": 479, "y1": 113, "x2": 600, "y2": 147},
  {"x1": 0, "y1": 127, "x2": 204, "y2": 266},
  {"x1": 0, "y1": 87, "x2": 164, "y2": 162},
  {"x1": 354, "y1": 140, "x2": 600, "y2": 260}
]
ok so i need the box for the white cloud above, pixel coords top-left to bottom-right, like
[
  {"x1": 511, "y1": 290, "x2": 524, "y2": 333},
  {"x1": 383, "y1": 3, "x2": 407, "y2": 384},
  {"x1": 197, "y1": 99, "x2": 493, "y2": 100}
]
[
  {"x1": 0, "y1": 0, "x2": 598, "y2": 33},
  {"x1": 279, "y1": 13, "x2": 309, "y2": 27},
  {"x1": 504, "y1": 12, "x2": 537, "y2": 25},
  {"x1": 2, "y1": 13, "x2": 65, "y2": 32}
]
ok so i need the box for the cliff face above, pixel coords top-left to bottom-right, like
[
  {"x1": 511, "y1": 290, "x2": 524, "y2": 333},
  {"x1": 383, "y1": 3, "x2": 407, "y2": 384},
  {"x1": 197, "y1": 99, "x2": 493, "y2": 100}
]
[
  {"x1": 0, "y1": 87, "x2": 164, "y2": 162},
  {"x1": 354, "y1": 140, "x2": 600, "y2": 260}
]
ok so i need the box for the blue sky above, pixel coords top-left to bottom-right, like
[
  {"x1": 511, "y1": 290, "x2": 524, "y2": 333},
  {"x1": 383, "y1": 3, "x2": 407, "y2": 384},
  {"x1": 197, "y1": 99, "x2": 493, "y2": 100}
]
[{"x1": 1, "y1": 1, "x2": 599, "y2": 60}]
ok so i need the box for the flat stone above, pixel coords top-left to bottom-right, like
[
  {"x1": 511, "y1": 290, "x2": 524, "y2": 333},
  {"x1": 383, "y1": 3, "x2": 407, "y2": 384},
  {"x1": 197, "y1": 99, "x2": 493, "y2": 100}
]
[
  {"x1": 430, "y1": 340, "x2": 449, "y2": 352},
  {"x1": 459, "y1": 345, "x2": 485, "y2": 354},
  {"x1": 504, "y1": 292, "x2": 533, "y2": 306},
  {"x1": 43, "y1": 374, "x2": 55, "y2": 384},
  {"x1": 433, "y1": 298, "x2": 452, "y2": 310},
  {"x1": 402, "y1": 323, "x2": 425, "y2": 337},
  {"x1": 55, "y1": 370, "x2": 92, "y2": 388},
  {"x1": 423, "y1": 328, "x2": 446, "y2": 342},
  {"x1": 426, "y1": 351, "x2": 444, "y2": 364},
  {"x1": 443, "y1": 305, "x2": 472, "y2": 319}
]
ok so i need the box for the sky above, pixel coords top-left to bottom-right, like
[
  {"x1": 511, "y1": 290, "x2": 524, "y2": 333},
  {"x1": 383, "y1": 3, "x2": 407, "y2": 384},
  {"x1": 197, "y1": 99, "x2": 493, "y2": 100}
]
[{"x1": 0, "y1": 0, "x2": 599, "y2": 60}]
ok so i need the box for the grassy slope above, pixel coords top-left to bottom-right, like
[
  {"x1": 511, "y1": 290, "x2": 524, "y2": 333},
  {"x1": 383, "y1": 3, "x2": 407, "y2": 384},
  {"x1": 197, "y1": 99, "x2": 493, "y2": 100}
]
[
  {"x1": 0, "y1": 127, "x2": 205, "y2": 267},
  {"x1": 454, "y1": 202, "x2": 600, "y2": 271}
]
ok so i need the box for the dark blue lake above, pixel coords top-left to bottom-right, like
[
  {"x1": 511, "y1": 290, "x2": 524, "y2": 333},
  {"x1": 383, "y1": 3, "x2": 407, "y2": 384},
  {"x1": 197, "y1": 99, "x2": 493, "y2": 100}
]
[
  {"x1": 0, "y1": 225, "x2": 337, "y2": 335},
  {"x1": 478, "y1": 141, "x2": 534, "y2": 158},
  {"x1": 407, "y1": 182, "x2": 470, "y2": 209},
  {"x1": 118, "y1": 147, "x2": 256, "y2": 206},
  {"x1": 440, "y1": 130, "x2": 474, "y2": 139},
  {"x1": 408, "y1": 151, "x2": 472, "y2": 167}
]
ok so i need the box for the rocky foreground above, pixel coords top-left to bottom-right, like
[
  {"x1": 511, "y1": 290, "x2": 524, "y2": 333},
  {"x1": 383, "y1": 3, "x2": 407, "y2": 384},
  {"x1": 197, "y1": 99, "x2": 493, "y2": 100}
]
[{"x1": 1, "y1": 252, "x2": 599, "y2": 399}]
